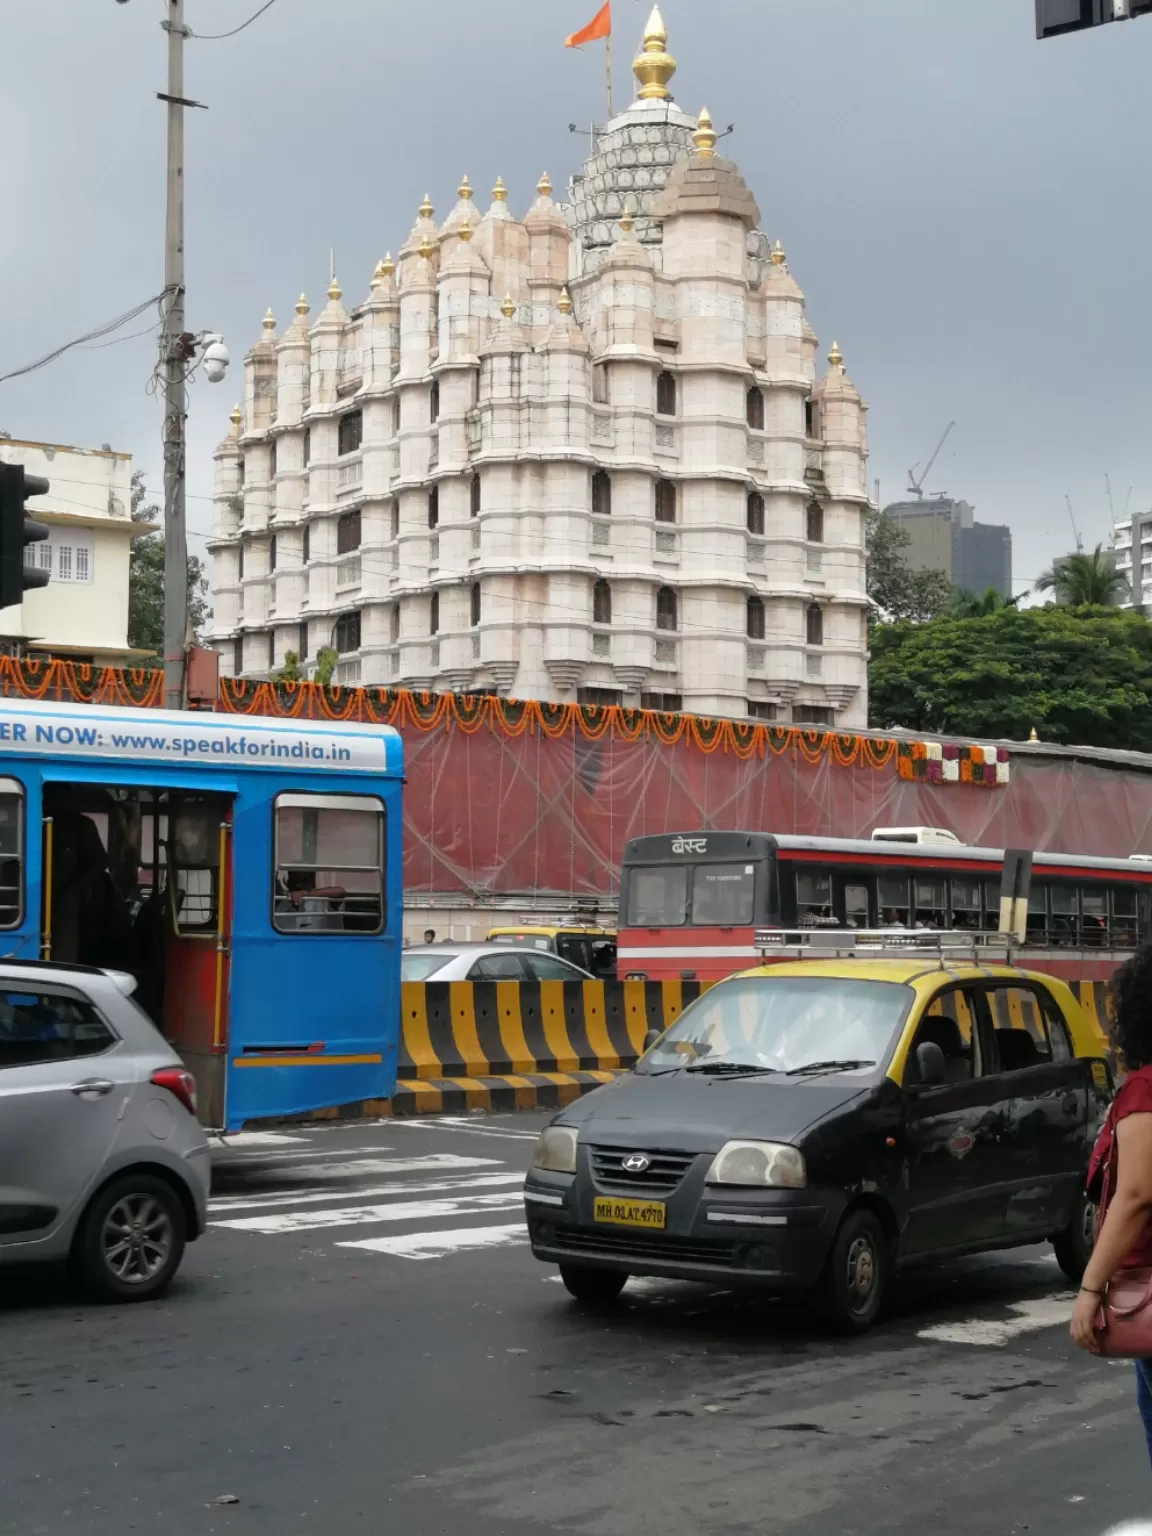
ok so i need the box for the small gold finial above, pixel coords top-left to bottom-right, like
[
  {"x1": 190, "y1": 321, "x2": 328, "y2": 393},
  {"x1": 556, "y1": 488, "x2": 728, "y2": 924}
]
[
  {"x1": 537, "y1": 171, "x2": 552, "y2": 198},
  {"x1": 694, "y1": 107, "x2": 717, "y2": 158},
  {"x1": 229, "y1": 403, "x2": 242, "y2": 428},
  {"x1": 419, "y1": 233, "x2": 434, "y2": 260},
  {"x1": 619, "y1": 210, "x2": 635, "y2": 235},
  {"x1": 492, "y1": 176, "x2": 508, "y2": 202},
  {"x1": 770, "y1": 239, "x2": 786, "y2": 266},
  {"x1": 382, "y1": 252, "x2": 395, "y2": 276},
  {"x1": 457, "y1": 174, "x2": 473, "y2": 201},
  {"x1": 262, "y1": 307, "x2": 276, "y2": 332},
  {"x1": 828, "y1": 340, "x2": 843, "y2": 370},
  {"x1": 557, "y1": 287, "x2": 574, "y2": 315},
  {"x1": 632, "y1": 5, "x2": 676, "y2": 101},
  {"x1": 1028, "y1": 726, "x2": 1039, "y2": 743},
  {"x1": 458, "y1": 217, "x2": 473, "y2": 244},
  {"x1": 501, "y1": 293, "x2": 516, "y2": 319},
  {"x1": 328, "y1": 273, "x2": 342, "y2": 302},
  {"x1": 372, "y1": 259, "x2": 388, "y2": 286},
  {"x1": 418, "y1": 193, "x2": 434, "y2": 220},
  {"x1": 295, "y1": 293, "x2": 310, "y2": 316}
]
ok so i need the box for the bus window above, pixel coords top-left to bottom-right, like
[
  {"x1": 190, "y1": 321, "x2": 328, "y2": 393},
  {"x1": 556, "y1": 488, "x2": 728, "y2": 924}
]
[
  {"x1": 1050, "y1": 884, "x2": 1078, "y2": 947},
  {"x1": 914, "y1": 878, "x2": 946, "y2": 929},
  {"x1": 949, "y1": 877, "x2": 981, "y2": 930},
  {"x1": 0, "y1": 780, "x2": 23, "y2": 929},
  {"x1": 982, "y1": 880, "x2": 1001, "y2": 931},
  {"x1": 796, "y1": 870, "x2": 833, "y2": 926},
  {"x1": 1081, "y1": 887, "x2": 1107, "y2": 947},
  {"x1": 844, "y1": 883, "x2": 870, "y2": 928},
  {"x1": 879, "y1": 875, "x2": 909, "y2": 928},
  {"x1": 627, "y1": 866, "x2": 688, "y2": 927},
  {"x1": 273, "y1": 793, "x2": 385, "y2": 934},
  {"x1": 693, "y1": 864, "x2": 755, "y2": 925},
  {"x1": 1026, "y1": 882, "x2": 1049, "y2": 943},
  {"x1": 1114, "y1": 887, "x2": 1138, "y2": 948}
]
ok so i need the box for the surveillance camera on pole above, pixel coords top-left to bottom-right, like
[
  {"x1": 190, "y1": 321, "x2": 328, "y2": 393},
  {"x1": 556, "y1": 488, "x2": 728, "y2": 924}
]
[{"x1": 199, "y1": 334, "x2": 230, "y2": 384}]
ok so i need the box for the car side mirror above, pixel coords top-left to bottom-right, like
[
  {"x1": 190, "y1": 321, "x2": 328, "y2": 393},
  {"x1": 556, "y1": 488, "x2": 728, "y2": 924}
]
[
  {"x1": 914, "y1": 1041, "x2": 948, "y2": 1086},
  {"x1": 642, "y1": 1028, "x2": 662, "y2": 1053}
]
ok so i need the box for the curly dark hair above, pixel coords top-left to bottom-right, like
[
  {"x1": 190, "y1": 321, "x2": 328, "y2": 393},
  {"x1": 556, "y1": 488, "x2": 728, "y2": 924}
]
[{"x1": 1108, "y1": 943, "x2": 1152, "y2": 1070}]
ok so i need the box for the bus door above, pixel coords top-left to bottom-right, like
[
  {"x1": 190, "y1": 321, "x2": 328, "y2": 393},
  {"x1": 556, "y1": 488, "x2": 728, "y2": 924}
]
[
  {"x1": 39, "y1": 782, "x2": 234, "y2": 1125},
  {"x1": 224, "y1": 789, "x2": 395, "y2": 1131}
]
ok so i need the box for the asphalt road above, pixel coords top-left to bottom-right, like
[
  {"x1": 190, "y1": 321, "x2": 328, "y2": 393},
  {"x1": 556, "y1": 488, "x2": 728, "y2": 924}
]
[{"x1": 2, "y1": 1112, "x2": 1150, "y2": 1536}]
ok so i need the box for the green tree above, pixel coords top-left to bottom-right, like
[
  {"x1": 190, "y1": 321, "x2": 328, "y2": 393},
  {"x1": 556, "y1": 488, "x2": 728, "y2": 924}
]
[
  {"x1": 273, "y1": 649, "x2": 303, "y2": 683},
  {"x1": 868, "y1": 605, "x2": 1152, "y2": 750},
  {"x1": 1035, "y1": 544, "x2": 1129, "y2": 607},
  {"x1": 865, "y1": 509, "x2": 954, "y2": 623},
  {"x1": 948, "y1": 586, "x2": 1018, "y2": 618},
  {"x1": 127, "y1": 473, "x2": 211, "y2": 653},
  {"x1": 313, "y1": 646, "x2": 337, "y2": 686}
]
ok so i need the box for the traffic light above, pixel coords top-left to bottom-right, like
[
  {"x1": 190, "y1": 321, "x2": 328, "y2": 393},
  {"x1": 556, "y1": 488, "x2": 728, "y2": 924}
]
[
  {"x1": 0, "y1": 463, "x2": 50, "y2": 610},
  {"x1": 1037, "y1": 0, "x2": 1152, "y2": 37}
]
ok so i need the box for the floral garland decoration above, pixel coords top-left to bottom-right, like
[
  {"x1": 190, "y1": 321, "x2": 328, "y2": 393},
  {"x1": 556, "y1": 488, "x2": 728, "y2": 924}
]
[{"x1": 897, "y1": 739, "x2": 1009, "y2": 786}]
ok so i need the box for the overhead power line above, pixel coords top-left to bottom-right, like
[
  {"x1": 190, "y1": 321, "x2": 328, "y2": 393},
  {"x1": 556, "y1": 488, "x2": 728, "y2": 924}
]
[
  {"x1": 190, "y1": 0, "x2": 279, "y2": 40},
  {"x1": 0, "y1": 291, "x2": 172, "y2": 387}
]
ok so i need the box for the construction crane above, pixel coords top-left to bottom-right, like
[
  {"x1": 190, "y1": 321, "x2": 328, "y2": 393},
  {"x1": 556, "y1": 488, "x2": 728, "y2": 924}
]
[
  {"x1": 1066, "y1": 495, "x2": 1083, "y2": 553},
  {"x1": 907, "y1": 421, "x2": 956, "y2": 499}
]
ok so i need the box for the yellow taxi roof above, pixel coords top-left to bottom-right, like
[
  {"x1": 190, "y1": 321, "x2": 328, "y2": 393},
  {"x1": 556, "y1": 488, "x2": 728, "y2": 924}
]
[{"x1": 487, "y1": 924, "x2": 613, "y2": 938}]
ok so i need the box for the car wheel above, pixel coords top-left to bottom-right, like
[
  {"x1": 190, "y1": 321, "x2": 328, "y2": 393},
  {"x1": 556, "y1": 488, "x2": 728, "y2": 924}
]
[
  {"x1": 1053, "y1": 1188, "x2": 1096, "y2": 1284},
  {"x1": 817, "y1": 1209, "x2": 888, "y2": 1334},
  {"x1": 559, "y1": 1264, "x2": 628, "y2": 1304},
  {"x1": 73, "y1": 1173, "x2": 186, "y2": 1303}
]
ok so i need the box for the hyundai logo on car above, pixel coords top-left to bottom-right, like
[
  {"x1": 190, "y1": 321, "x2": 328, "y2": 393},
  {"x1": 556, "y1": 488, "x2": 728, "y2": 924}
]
[{"x1": 622, "y1": 1154, "x2": 651, "y2": 1173}]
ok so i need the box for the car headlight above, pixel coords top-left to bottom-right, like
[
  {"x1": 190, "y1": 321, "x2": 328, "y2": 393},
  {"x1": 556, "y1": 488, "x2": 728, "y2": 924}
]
[
  {"x1": 531, "y1": 1124, "x2": 579, "y2": 1174},
  {"x1": 706, "y1": 1140, "x2": 806, "y2": 1189}
]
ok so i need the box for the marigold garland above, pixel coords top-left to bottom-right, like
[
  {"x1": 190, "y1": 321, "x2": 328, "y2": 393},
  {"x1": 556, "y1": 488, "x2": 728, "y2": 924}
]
[{"x1": 0, "y1": 661, "x2": 1008, "y2": 786}]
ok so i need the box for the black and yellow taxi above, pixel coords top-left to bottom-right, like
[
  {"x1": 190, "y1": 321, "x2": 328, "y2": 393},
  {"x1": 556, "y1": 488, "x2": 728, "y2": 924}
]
[
  {"x1": 524, "y1": 954, "x2": 1112, "y2": 1331},
  {"x1": 487, "y1": 924, "x2": 617, "y2": 979}
]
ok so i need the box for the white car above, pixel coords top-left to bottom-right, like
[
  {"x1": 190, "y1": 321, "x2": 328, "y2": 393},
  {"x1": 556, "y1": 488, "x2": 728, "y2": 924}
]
[
  {"x1": 0, "y1": 960, "x2": 210, "y2": 1302},
  {"x1": 401, "y1": 943, "x2": 594, "y2": 983}
]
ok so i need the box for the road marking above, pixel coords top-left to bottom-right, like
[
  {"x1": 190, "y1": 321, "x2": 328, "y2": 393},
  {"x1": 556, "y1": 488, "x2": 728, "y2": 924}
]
[
  {"x1": 917, "y1": 1293, "x2": 1076, "y2": 1346},
  {"x1": 208, "y1": 1170, "x2": 523, "y2": 1215},
  {"x1": 213, "y1": 1191, "x2": 525, "y2": 1234},
  {"x1": 387, "y1": 1117, "x2": 540, "y2": 1142},
  {"x1": 211, "y1": 1145, "x2": 401, "y2": 1163},
  {"x1": 338, "y1": 1223, "x2": 528, "y2": 1261},
  {"x1": 212, "y1": 1153, "x2": 502, "y2": 1184},
  {"x1": 211, "y1": 1131, "x2": 309, "y2": 1148}
]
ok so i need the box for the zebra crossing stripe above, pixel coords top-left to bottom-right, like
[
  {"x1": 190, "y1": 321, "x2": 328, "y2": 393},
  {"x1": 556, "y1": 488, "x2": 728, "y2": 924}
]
[
  {"x1": 212, "y1": 1190, "x2": 524, "y2": 1235},
  {"x1": 337, "y1": 1223, "x2": 528, "y2": 1261},
  {"x1": 207, "y1": 1170, "x2": 523, "y2": 1216}
]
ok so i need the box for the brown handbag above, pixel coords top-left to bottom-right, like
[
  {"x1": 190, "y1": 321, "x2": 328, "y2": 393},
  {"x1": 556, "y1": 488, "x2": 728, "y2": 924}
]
[{"x1": 1094, "y1": 1267, "x2": 1152, "y2": 1358}]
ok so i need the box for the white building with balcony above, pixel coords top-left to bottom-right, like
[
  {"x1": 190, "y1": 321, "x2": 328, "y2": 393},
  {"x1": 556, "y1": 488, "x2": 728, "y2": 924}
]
[
  {"x1": 208, "y1": 10, "x2": 870, "y2": 725},
  {"x1": 1112, "y1": 512, "x2": 1152, "y2": 608},
  {"x1": 0, "y1": 438, "x2": 153, "y2": 665}
]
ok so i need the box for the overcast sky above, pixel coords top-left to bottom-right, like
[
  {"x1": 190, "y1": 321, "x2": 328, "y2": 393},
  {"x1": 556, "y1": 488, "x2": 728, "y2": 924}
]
[{"x1": 1, "y1": 0, "x2": 1148, "y2": 591}]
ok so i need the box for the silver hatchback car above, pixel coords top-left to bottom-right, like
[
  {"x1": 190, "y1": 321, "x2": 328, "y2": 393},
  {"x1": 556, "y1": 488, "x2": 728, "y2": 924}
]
[{"x1": 0, "y1": 960, "x2": 210, "y2": 1302}]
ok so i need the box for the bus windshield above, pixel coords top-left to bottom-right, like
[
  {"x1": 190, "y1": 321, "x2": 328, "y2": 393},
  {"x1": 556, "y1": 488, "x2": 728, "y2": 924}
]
[
  {"x1": 626, "y1": 863, "x2": 755, "y2": 926},
  {"x1": 637, "y1": 976, "x2": 911, "y2": 1075}
]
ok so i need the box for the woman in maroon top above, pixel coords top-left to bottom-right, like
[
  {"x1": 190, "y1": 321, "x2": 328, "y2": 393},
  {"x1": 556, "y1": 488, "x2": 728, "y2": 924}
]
[{"x1": 1071, "y1": 947, "x2": 1152, "y2": 1462}]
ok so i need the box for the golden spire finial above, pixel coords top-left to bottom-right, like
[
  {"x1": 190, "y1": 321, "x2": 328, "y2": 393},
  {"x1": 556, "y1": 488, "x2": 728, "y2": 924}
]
[
  {"x1": 501, "y1": 293, "x2": 516, "y2": 319},
  {"x1": 418, "y1": 193, "x2": 434, "y2": 220},
  {"x1": 557, "y1": 287, "x2": 574, "y2": 315},
  {"x1": 770, "y1": 239, "x2": 786, "y2": 266},
  {"x1": 619, "y1": 210, "x2": 635, "y2": 235},
  {"x1": 229, "y1": 403, "x2": 242, "y2": 429},
  {"x1": 632, "y1": 5, "x2": 676, "y2": 101},
  {"x1": 295, "y1": 293, "x2": 310, "y2": 317},
  {"x1": 372, "y1": 259, "x2": 388, "y2": 286},
  {"x1": 419, "y1": 233, "x2": 434, "y2": 260},
  {"x1": 458, "y1": 216, "x2": 473, "y2": 244},
  {"x1": 262, "y1": 307, "x2": 276, "y2": 332},
  {"x1": 382, "y1": 252, "x2": 395, "y2": 276},
  {"x1": 694, "y1": 107, "x2": 717, "y2": 158},
  {"x1": 828, "y1": 340, "x2": 843, "y2": 370},
  {"x1": 327, "y1": 273, "x2": 342, "y2": 302},
  {"x1": 457, "y1": 174, "x2": 473, "y2": 201},
  {"x1": 1028, "y1": 726, "x2": 1040, "y2": 743},
  {"x1": 492, "y1": 176, "x2": 508, "y2": 203},
  {"x1": 537, "y1": 171, "x2": 552, "y2": 198}
]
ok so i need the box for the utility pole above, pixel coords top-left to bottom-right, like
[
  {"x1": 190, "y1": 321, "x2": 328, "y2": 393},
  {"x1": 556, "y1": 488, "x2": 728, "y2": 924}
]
[{"x1": 161, "y1": 0, "x2": 189, "y2": 710}]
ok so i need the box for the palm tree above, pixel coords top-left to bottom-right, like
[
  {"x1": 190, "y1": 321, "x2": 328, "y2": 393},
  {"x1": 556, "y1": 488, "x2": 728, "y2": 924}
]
[
  {"x1": 1034, "y1": 545, "x2": 1130, "y2": 607},
  {"x1": 950, "y1": 587, "x2": 1019, "y2": 617}
]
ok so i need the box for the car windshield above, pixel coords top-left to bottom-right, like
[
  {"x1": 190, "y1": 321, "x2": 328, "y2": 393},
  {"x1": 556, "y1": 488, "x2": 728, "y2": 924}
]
[
  {"x1": 401, "y1": 952, "x2": 454, "y2": 981},
  {"x1": 636, "y1": 976, "x2": 912, "y2": 1076}
]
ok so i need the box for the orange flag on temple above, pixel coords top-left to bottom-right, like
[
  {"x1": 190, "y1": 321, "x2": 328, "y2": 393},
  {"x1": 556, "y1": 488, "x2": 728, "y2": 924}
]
[{"x1": 565, "y1": 1, "x2": 611, "y2": 47}]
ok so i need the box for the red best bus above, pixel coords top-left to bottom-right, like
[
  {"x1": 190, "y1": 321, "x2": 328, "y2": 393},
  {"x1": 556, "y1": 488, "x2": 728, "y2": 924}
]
[{"x1": 616, "y1": 831, "x2": 1152, "y2": 986}]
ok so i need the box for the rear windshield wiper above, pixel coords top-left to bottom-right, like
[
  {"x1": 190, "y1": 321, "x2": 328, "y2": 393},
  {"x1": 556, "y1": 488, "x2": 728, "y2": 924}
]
[{"x1": 784, "y1": 1059, "x2": 876, "y2": 1077}]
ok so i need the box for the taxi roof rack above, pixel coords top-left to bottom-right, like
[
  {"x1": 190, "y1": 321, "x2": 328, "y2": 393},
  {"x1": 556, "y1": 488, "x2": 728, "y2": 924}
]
[{"x1": 753, "y1": 928, "x2": 1020, "y2": 964}]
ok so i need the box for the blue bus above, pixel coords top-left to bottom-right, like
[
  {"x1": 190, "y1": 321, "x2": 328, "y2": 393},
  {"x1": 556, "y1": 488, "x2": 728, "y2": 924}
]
[{"x1": 0, "y1": 698, "x2": 403, "y2": 1130}]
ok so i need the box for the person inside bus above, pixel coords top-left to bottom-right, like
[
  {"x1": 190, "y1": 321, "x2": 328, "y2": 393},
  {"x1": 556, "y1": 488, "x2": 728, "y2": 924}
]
[
  {"x1": 881, "y1": 908, "x2": 907, "y2": 929},
  {"x1": 275, "y1": 870, "x2": 347, "y2": 931},
  {"x1": 50, "y1": 798, "x2": 127, "y2": 967},
  {"x1": 423, "y1": 928, "x2": 437, "y2": 944}
]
